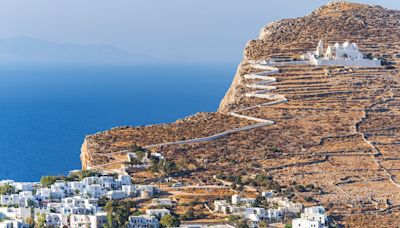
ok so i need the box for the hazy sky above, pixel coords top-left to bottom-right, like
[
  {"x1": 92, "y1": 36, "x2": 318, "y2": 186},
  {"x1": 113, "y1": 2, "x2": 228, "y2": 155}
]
[{"x1": 0, "y1": 0, "x2": 398, "y2": 61}]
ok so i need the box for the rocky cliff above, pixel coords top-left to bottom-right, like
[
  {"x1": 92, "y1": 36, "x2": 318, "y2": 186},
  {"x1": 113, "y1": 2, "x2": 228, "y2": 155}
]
[
  {"x1": 81, "y1": 2, "x2": 400, "y2": 225},
  {"x1": 219, "y1": 1, "x2": 400, "y2": 112}
]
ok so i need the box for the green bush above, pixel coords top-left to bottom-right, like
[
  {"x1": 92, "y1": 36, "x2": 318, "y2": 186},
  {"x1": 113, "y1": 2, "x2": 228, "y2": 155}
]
[
  {"x1": 160, "y1": 214, "x2": 180, "y2": 228},
  {"x1": 0, "y1": 184, "x2": 16, "y2": 195},
  {"x1": 295, "y1": 185, "x2": 306, "y2": 192}
]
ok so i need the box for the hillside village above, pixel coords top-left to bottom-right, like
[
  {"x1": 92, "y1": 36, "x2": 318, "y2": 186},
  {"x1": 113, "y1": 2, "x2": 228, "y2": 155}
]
[{"x1": 0, "y1": 169, "x2": 329, "y2": 228}]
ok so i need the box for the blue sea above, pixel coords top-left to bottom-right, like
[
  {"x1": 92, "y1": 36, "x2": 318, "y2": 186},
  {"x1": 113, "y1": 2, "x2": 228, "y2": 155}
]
[{"x1": 0, "y1": 62, "x2": 236, "y2": 181}]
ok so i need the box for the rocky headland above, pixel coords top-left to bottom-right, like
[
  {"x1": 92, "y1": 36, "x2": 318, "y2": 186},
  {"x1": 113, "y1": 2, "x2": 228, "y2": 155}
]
[{"x1": 81, "y1": 2, "x2": 400, "y2": 225}]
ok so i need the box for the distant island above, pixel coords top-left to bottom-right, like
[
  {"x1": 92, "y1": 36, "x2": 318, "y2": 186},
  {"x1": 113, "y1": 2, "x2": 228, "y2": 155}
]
[{"x1": 0, "y1": 35, "x2": 157, "y2": 63}]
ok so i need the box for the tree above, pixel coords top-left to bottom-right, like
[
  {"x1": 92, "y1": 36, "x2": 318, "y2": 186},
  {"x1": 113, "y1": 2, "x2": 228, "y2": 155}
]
[
  {"x1": 181, "y1": 208, "x2": 195, "y2": 221},
  {"x1": 40, "y1": 176, "x2": 59, "y2": 187},
  {"x1": 161, "y1": 160, "x2": 177, "y2": 175},
  {"x1": 114, "y1": 205, "x2": 130, "y2": 227},
  {"x1": 104, "y1": 201, "x2": 115, "y2": 228},
  {"x1": 0, "y1": 184, "x2": 16, "y2": 195},
  {"x1": 27, "y1": 199, "x2": 36, "y2": 208},
  {"x1": 295, "y1": 185, "x2": 306, "y2": 192},
  {"x1": 160, "y1": 214, "x2": 180, "y2": 228},
  {"x1": 104, "y1": 200, "x2": 135, "y2": 228},
  {"x1": 237, "y1": 219, "x2": 249, "y2": 228},
  {"x1": 25, "y1": 217, "x2": 35, "y2": 227},
  {"x1": 259, "y1": 221, "x2": 268, "y2": 228},
  {"x1": 36, "y1": 213, "x2": 46, "y2": 228}
]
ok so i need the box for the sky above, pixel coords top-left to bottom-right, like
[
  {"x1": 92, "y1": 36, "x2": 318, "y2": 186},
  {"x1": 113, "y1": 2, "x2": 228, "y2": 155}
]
[{"x1": 0, "y1": 0, "x2": 399, "y2": 62}]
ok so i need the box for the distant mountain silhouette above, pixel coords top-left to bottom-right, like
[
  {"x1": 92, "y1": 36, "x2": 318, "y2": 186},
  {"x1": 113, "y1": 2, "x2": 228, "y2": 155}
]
[{"x1": 0, "y1": 36, "x2": 157, "y2": 63}]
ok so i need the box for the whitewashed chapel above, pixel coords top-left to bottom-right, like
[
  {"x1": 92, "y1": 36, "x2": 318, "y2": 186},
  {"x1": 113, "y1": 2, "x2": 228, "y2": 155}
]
[{"x1": 302, "y1": 40, "x2": 381, "y2": 67}]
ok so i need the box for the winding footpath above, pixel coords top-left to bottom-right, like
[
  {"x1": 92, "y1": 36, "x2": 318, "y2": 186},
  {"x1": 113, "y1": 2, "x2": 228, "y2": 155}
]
[
  {"x1": 89, "y1": 62, "x2": 287, "y2": 169},
  {"x1": 143, "y1": 63, "x2": 288, "y2": 149}
]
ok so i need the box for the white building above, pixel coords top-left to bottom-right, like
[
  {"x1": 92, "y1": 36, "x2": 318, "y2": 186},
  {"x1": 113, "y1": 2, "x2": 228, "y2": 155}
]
[
  {"x1": 35, "y1": 187, "x2": 51, "y2": 203},
  {"x1": 13, "y1": 182, "x2": 34, "y2": 192},
  {"x1": 0, "y1": 194, "x2": 19, "y2": 206},
  {"x1": 302, "y1": 40, "x2": 381, "y2": 67},
  {"x1": 266, "y1": 197, "x2": 302, "y2": 214},
  {"x1": 128, "y1": 215, "x2": 159, "y2": 228},
  {"x1": 231, "y1": 194, "x2": 255, "y2": 207},
  {"x1": 18, "y1": 191, "x2": 34, "y2": 207},
  {"x1": 70, "y1": 212, "x2": 107, "y2": 228},
  {"x1": 261, "y1": 191, "x2": 274, "y2": 198},
  {"x1": 151, "y1": 198, "x2": 174, "y2": 207},
  {"x1": 122, "y1": 185, "x2": 138, "y2": 197},
  {"x1": 136, "y1": 185, "x2": 155, "y2": 198},
  {"x1": 0, "y1": 207, "x2": 31, "y2": 220},
  {"x1": 84, "y1": 184, "x2": 104, "y2": 198},
  {"x1": 214, "y1": 200, "x2": 230, "y2": 214},
  {"x1": 118, "y1": 175, "x2": 132, "y2": 186},
  {"x1": 146, "y1": 208, "x2": 170, "y2": 219},
  {"x1": 292, "y1": 206, "x2": 328, "y2": 228},
  {"x1": 0, "y1": 219, "x2": 29, "y2": 228},
  {"x1": 107, "y1": 190, "x2": 127, "y2": 200}
]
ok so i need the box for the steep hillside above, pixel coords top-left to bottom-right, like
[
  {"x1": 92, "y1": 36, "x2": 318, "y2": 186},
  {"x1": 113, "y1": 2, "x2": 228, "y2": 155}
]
[
  {"x1": 81, "y1": 2, "x2": 400, "y2": 225},
  {"x1": 219, "y1": 1, "x2": 400, "y2": 112}
]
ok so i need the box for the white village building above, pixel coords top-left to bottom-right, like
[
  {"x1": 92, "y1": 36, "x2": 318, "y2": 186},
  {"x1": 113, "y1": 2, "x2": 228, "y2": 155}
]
[
  {"x1": 128, "y1": 215, "x2": 160, "y2": 228},
  {"x1": 0, "y1": 219, "x2": 29, "y2": 228},
  {"x1": 292, "y1": 206, "x2": 328, "y2": 228},
  {"x1": 302, "y1": 40, "x2": 381, "y2": 67},
  {"x1": 146, "y1": 208, "x2": 170, "y2": 219}
]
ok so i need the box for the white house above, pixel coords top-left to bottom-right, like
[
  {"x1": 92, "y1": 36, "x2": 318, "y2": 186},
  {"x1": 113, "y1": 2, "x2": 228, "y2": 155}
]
[
  {"x1": 99, "y1": 176, "x2": 116, "y2": 189},
  {"x1": 214, "y1": 200, "x2": 230, "y2": 214},
  {"x1": 136, "y1": 185, "x2": 155, "y2": 198},
  {"x1": 266, "y1": 197, "x2": 302, "y2": 214},
  {"x1": 13, "y1": 182, "x2": 34, "y2": 192},
  {"x1": 128, "y1": 215, "x2": 159, "y2": 228},
  {"x1": 60, "y1": 196, "x2": 99, "y2": 215},
  {"x1": 231, "y1": 195, "x2": 255, "y2": 207},
  {"x1": 107, "y1": 190, "x2": 127, "y2": 200},
  {"x1": 146, "y1": 208, "x2": 170, "y2": 219},
  {"x1": 44, "y1": 213, "x2": 64, "y2": 227},
  {"x1": 35, "y1": 187, "x2": 51, "y2": 203},
  {"x1": 0, "y1": 207, "x2": 31, "y2": 220},
  {"x1": 292, "y1": 206, "x2": 328, "y2": 228},
  {"x1": 122, "y1": 185, "x2": 138, "y2": 197},
  {"x1": 70, "y1": 212, "x2": 107, "y2": 228},
  {"x1": 151, "y1": 198, "x2": 174, "y2": 207},
  {"x1": 118, "y1": 175, "x2": 132, "y2": 186},
  {"x1": 0, "y1": 194, "x2": 19, "y2": 206},
  {"x1": 84, "y1": 184, "x2": 104, "y2": 198},
  {"x1": 245, "y1": 213, "x2": 261, "y2": 228},
  {"x1": 68, "y1": 181, "x2": 86, "y2": 194},
  {"x1": 261, "y1": 191, "x2": 274, "y2": 198},
  {"x1": 18, "y1": 191, "x2": 34, "y2": 207},
  {"x1": 0, "y1": 219, "x2": 29, "y2": 228}
]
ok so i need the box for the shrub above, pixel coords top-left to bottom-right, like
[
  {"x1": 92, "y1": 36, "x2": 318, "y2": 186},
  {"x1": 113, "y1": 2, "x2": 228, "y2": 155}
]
[
  {"x1": 294, "y1": 185, "x2": 306, "y2": 192},
  {"x1": 0, "y1": 184, "x2": 16, "y2": 195},
  {"x1": 304, "y1": 196, "x2": 314, "y2": 202},
  {"x1": 160, "y1": 214, "x2": 180, "y2": 228},
  {"x1": 181, "y1": 208, "x2": 196, "y2": 221}
]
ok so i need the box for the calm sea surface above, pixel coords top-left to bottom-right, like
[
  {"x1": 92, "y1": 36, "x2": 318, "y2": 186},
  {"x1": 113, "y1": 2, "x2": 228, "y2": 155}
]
[{"x1": 0, "y1": 62, "x2": 236, "y2": 181}]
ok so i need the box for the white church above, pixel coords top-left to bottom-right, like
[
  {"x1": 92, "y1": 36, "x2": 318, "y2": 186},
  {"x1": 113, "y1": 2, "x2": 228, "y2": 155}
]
[{"x1": 302, "y1": 40, "x2": 381, "y2": 67}]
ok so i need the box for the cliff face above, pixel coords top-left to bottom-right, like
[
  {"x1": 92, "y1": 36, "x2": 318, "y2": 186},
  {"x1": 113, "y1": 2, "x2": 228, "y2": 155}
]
[
  {"x1": 81, "y1": 3, "x2": 400, "y2": 225},
  {"x1": 218, "y1": 2, "x2": 400, "y2": 112}
]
